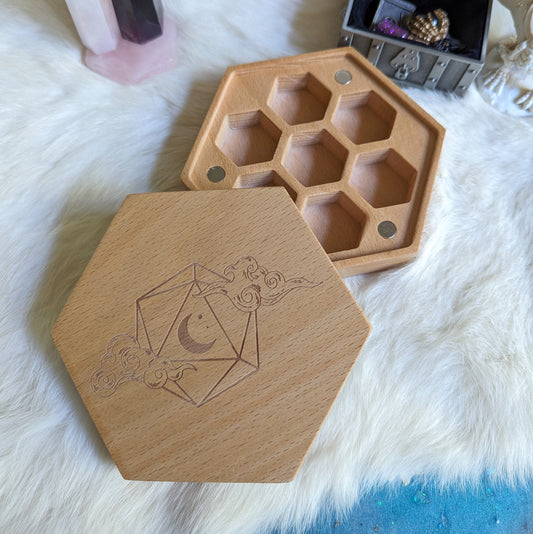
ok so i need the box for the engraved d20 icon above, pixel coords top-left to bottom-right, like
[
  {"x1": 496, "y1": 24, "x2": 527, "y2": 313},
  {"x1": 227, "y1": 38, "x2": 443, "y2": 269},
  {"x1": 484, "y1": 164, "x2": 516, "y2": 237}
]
[
  {"x1": 92, "y1": 257, "x2": 313, "y2": 407},
  {"x1": 135, "y1": 262, "x2": 260, "y2": 406},
  {"x1": 135, "y1": 262, "x2": 231, "y2": 357},
  {"x1": 164, "y1": 294, "x2": 260, "y2": 406}
]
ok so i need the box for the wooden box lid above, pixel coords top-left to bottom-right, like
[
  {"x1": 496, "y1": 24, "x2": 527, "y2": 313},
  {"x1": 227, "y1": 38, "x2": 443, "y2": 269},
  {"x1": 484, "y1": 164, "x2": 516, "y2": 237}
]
[
  {"x1": 52, "y1": 189, "x2": 371, "y2": 482},
  {"x1": 181, "y1": 47, "x2": 445, "y2": 277}
]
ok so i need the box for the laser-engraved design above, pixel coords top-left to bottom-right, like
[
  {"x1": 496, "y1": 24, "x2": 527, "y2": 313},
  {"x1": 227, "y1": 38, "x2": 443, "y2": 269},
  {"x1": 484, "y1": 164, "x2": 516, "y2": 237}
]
[
  {"x1": 177, "y1": 313, "x2": 217, "y2": 354},
  {"x1": 91, "y1": 257, "x2": 321, "y2": 406}
]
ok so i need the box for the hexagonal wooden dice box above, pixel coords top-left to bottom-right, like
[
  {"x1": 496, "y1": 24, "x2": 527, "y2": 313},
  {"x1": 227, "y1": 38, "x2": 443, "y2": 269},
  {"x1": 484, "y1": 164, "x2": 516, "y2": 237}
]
[
  {"x1": 52, "y1": 189, "x2": 371, "y2": 482},
  {"x1": 181, "y1": 48, "x2": 445, "y2": 276}
]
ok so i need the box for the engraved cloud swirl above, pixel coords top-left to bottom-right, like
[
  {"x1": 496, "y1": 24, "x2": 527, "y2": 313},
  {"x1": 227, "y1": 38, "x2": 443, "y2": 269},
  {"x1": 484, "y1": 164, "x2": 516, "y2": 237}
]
[{"x1": 195, "y1": 256, "x2": 321, "y2": 312}]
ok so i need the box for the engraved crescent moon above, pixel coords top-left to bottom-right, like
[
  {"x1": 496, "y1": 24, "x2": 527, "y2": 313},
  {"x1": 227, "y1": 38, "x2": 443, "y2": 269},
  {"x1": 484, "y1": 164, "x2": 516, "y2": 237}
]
[{"x1": 177, "y1": 313, "x2": 216, "y2": 354}]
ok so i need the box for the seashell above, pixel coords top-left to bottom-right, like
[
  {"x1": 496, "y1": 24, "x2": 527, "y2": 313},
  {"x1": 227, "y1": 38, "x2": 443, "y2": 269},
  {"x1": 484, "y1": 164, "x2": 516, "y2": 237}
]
[{"x1": 408, "y1": 9, "x2": 450, "y2": 44}]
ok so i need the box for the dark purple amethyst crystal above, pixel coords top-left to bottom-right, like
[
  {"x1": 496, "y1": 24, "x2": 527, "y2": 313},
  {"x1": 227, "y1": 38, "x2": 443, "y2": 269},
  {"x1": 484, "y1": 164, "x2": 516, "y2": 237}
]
[
  {"x1": 374, "y1": 18, "x2": 410, "y2": 39},
  {"x1": 112, "y1": 0, "x2": 163, "y2": 45}
]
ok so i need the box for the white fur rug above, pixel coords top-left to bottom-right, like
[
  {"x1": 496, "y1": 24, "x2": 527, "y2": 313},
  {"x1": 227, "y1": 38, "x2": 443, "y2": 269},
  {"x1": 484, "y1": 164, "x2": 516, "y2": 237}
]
[{"x1": 1, "y1": 1, "x2": 532, "y2": 532}]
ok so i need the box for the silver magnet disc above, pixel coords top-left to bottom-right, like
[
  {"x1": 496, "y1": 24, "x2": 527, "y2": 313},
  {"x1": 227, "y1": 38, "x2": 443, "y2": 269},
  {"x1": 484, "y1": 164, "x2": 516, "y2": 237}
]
[
  {"x1": 378, "y1": 220, "x2": 397, "y2": 239},
  {"x1": 335, "y1": 70, "x2": 352, "y2": 85},
  {"x1": 207, "y1": 166, "x2": 226, "y2": 183}
]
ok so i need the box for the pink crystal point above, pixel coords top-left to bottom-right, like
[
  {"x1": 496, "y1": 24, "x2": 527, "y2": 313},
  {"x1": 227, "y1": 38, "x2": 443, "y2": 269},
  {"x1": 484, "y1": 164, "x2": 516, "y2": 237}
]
[
  {"x1": 65, "y1": 0, "x2": 121, "y2": 55},
  {"x1": 84, "y1": 16, "x2": 177, "y2": 84}
]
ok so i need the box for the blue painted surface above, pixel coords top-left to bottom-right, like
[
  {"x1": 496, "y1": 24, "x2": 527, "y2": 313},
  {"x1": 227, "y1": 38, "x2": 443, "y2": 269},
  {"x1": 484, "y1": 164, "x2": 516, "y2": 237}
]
[{"x1": 272, "y1": 474, "x2": 533, "y2": 533}]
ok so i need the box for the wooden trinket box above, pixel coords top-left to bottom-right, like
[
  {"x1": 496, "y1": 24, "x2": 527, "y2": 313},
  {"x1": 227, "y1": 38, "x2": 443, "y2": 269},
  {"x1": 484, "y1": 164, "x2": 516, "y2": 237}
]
[
  {"x1": 181, "y1": 48, "x2": 444, "y2": 277},
  {"x1": 52, "y1": 190, "x2": 371, "y2": 482},
  {"x1": 338, "y1": 0, "x2": 492, "y2": 94}
]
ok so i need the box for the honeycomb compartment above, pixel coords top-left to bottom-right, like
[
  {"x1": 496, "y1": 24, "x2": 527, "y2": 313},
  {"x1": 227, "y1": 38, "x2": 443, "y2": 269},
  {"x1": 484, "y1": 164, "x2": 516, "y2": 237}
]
[
  {"x1": 268, "y1": 73, "x2": 331, "y2": 126},
  {"x1": 350, "y1": 149, "x2": 416, "y2": 208},
  {"x1": 235, "y1": 171, "x2": 297, "y2": 201},
  {"x1": 181, "y1": 48, "x2": 445, "y2": 276},
  {"x1": 302, "y1": 192, "x2": 366, "y2": 254},
  {"x1": 216, "y1": 110, "x2": 281, "y2": 166},
  {"x1": 332, "y1": 91, "x2": 396, "y2": 145},
  {"x1": 283, "y1": 131, "x2": 348, "y2": 187}
]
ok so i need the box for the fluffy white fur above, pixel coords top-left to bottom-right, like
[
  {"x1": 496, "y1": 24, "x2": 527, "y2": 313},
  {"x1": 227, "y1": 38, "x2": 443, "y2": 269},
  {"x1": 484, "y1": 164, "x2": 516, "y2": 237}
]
[{"x1": 1, "y1": 1, "x2": 531, "y2": 532}]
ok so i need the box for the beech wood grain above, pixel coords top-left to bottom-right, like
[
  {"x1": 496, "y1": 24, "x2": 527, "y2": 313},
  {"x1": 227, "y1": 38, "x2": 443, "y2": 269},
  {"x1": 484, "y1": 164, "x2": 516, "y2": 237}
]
[
  {"x1": 181, "y1": 48, "x2": 445, "y2": 276},
  {"x1": 52, "y1": 189, "x2": 371, "y2": 482}
]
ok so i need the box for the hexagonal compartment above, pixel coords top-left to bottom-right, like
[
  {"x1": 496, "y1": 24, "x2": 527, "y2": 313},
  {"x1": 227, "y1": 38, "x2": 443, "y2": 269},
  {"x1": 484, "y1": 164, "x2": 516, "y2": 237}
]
[
  {"x1": 182, "y1": 47, "x2": 445, "y2": 277},
  {"x1": 350, "y1": 149, "x2": 416, "y2": 208},
  {"x1": 283, "y1": 131, "x2": 348, "y2": 187},
  {"x1": 216, "y1": 110, "x2": 281, "y2": 166},
  {"x1": 332, "y1": 91, "x2": 396, "y2": 145},
  {"x1": 302, "y1": 192, "x2": 366, "y2": 254},
  {"x1": 235, "y1": 171, "x2": 297, "y2": 201},
  {"x1": 269, "y1": 73, "x2": 331, "y2": 126}
]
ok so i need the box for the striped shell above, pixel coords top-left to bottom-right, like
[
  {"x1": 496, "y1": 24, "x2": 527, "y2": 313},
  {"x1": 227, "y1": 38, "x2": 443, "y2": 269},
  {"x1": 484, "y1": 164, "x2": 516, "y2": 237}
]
[{"x1": 408, "y1": 9, "x2": 450, "y2": 44}]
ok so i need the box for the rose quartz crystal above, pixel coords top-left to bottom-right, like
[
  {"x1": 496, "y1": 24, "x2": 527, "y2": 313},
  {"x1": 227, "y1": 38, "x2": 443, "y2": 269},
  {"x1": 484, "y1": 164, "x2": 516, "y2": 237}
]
[
  {"x1": 65, "y1": 0, "x2": 121, "y2": 55},
  {"x1": 84, "y1": 16, "x2": 177, "y2": 84}
]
